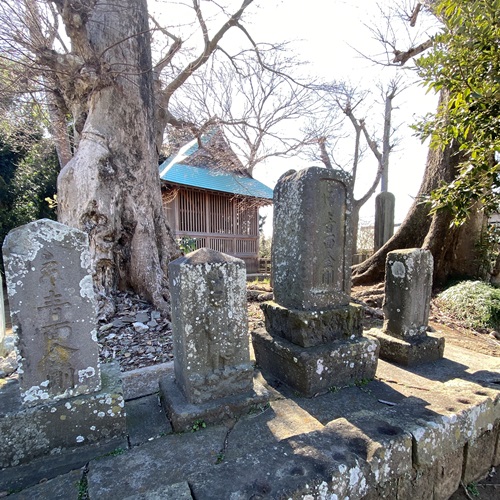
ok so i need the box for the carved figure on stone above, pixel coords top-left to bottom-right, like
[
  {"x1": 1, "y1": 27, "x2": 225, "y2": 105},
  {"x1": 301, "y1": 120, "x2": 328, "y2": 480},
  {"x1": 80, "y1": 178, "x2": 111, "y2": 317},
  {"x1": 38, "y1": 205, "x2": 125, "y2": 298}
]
[
  {"x1": 205, "y1": 268, "x2": 235, "y2": 371},
  {"x1": 168, "y1": 248, "x2": 253, "y2": 404}
]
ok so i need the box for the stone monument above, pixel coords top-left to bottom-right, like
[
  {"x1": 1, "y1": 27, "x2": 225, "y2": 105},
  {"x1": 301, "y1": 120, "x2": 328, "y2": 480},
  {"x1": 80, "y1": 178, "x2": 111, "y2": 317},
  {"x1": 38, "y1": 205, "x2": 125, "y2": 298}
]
[
  {"x1": 3, "y1": 219, "x2": 100, "y2": 402},
  {"x1": 368, "y1": 248, "x2": 445, "y2": 365},
  {"x1": 160, "y1": 248, "x2": 268, "y2": 431},
  {"x1": 374, "y1": 192, "x2": 395, "y2": 251},
  {"x1": 1, "y1": 219, "x2": 127, "y2": 469},
  {"x1": 252, "y1": 167, "x2": 379, "y2": 396}
]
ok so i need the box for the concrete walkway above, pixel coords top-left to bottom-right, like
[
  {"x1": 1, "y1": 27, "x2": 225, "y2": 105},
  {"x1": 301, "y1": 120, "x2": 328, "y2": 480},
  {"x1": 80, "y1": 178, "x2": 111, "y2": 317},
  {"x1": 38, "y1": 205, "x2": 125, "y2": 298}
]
[{"x1": 1, "y1": 342, "x2": 499, "y2": 499}]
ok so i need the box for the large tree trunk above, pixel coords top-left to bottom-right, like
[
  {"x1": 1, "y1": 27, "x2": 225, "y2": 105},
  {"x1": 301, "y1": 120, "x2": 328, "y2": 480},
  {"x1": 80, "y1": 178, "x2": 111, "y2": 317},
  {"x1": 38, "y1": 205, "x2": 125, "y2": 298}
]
[
  {"x1": 352, "y1": 130, "x2": 486, "y2": 287},
  {"x1": 423, "y1": 203, "x2": 488, "y2": 285},
  {"x1": 57, "y1": 0, "x2": 179, "y2": 317}
]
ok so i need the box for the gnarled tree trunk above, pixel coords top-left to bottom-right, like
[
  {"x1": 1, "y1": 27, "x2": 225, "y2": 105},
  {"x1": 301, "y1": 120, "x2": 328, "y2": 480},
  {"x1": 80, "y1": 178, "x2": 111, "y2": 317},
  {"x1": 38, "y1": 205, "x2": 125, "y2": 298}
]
[{"x1": 57, "y1": 0, "x2": 179, "y2": 317}]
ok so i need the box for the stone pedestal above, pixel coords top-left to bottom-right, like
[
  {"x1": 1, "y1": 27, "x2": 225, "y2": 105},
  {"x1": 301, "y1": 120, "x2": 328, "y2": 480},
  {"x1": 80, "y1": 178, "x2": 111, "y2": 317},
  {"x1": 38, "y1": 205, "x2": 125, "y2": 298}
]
[
  {"x1": 261, "y1": 302, "x2": 363, "y2": 347},
  {"x1": 0, "y1": 363, "x2": 126, "y2": 469},
  {"x1": 367, "y1": 330, "x2": 444, "y2": 366},
  {"x1": 252, "y1": 167, "x2": 380, "y2": 396},
  {"x1": 161, "y1": 248, "x2": 269, "y2": 431},
  {"x1": 369, "y1": 249, "x2": 445, "y2": 366},
  {"x1": 254, "y1": 302, "x2": 378, "y2": 396},
  {"x1": 252, "y1": 327, "x2": 379, "y2": 397},
  {"x1": 159, "y1": 372, "x2": 269, "y2": 432}
]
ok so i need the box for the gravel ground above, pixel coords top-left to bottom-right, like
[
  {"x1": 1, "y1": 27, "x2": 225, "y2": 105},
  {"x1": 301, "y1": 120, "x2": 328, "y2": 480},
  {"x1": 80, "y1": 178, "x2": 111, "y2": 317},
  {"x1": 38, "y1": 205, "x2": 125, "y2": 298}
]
[
  {"x1": 97, "y1": 291, "x2": 174, "y2": 371},
  {"x1": 97, "y1": 284, "x2": 273, "y2": 372}
]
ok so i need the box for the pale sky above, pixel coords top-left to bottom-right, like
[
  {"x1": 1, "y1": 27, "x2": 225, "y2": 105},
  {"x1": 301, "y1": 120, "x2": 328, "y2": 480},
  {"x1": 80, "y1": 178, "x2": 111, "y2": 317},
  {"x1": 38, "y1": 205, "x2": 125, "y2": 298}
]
[
  {"x1": 150, "y1": 0, "x2": 440, "y2": 231},
  {"x1": 245, "y1": 0, "x2": 439, "y2": 229}
]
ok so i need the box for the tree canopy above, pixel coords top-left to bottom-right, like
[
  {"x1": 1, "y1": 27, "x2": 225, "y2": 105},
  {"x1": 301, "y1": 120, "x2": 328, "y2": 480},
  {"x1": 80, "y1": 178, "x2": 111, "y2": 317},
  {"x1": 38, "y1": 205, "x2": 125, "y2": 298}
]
[
  {"x1": 0, "y1": 101, "x2": 58, "y2": 250},
  {"x1": 352, "y1": 0, "x2": 500, "y2": 285},
  {"x1": 416, "y1": 0, "x2": 500, "y2": 222}
]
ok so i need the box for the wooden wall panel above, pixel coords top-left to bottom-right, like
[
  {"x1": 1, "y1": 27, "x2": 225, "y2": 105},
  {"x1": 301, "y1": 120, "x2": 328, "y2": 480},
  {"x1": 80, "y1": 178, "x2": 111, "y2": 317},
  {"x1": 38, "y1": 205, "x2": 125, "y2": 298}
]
[{"x1": 162, "y1": 187, "x2": 261, "y2": 271}]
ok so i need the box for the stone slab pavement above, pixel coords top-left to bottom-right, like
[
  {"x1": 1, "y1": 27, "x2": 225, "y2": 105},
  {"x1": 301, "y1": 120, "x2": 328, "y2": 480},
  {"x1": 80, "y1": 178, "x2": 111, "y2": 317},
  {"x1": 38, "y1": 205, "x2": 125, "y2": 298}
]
[{"x1": 2, "y1": 342, "x2": 499, "y2": 499}]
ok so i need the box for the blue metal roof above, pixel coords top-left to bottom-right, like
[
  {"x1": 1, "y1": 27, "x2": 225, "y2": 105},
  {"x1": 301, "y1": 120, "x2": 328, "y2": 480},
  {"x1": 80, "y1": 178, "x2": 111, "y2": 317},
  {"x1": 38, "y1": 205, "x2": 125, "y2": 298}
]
[{"x1": 159, "y1": 162, "x2": 274, "y2": 200}]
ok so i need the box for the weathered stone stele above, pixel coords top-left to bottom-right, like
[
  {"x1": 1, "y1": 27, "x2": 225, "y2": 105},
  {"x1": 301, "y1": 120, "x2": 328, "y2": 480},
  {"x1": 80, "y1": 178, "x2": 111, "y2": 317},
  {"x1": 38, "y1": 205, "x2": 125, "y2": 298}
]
[
  {"x1": 168, "y1": 248, "x2": 253, "y2": 404},
  {"x1": 368, "y1": 248, "x2": 445, "y2": 366},
  {"x1": 272, "y1": 167, "x2": 353, "y2": 310},
  {"x1": 253, "y1": 167, "x2": 379, "y2": 396},
  {"x1": 2, "y1": 219, "x2": 100, "y2": 403},
  {"x1": 162, "y1": 248, "x2": 268, "y2": 431},
  {"x1": 383, "y1": 248, "x2": 433, "y2": 339}
]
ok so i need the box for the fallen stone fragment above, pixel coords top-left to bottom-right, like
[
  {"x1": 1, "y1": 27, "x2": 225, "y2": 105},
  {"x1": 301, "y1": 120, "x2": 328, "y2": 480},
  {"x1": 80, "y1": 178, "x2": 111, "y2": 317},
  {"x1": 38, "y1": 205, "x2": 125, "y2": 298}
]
[
  {"x1": 133, "y1": 322, "x2": 149, "y2": 334},
  {"x1": 135, "y1": 312, "x2": 150, "y2": 323}
]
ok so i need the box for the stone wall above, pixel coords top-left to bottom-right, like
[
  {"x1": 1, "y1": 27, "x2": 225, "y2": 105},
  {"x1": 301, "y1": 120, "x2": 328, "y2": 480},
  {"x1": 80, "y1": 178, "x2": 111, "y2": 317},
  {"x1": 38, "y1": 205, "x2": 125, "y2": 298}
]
[{"x1": 287, "y1": 379, "x2": 500, "y2": 500}]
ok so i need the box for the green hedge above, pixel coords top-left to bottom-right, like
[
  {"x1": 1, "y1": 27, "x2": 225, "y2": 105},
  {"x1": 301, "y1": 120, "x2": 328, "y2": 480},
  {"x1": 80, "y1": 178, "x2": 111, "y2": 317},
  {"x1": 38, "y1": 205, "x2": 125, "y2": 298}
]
[{"x1": 436, "y1": 280, "x2": 500, "y2": 330}]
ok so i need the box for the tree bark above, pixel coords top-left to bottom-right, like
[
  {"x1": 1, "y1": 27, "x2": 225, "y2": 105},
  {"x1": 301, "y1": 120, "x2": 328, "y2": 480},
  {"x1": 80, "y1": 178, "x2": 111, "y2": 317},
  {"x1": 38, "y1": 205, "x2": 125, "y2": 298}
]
[
  {"x1": 45, "y1": 85, "x2": 73, "y2": 168},
  {"x1": 57, "y1": 0, "x2": 179, "y2": 317},
  {"x1": 423, "y1": 203, "x2": 487, "y2": 285},
  {"x1": 351, "y1": 204, "x2": 360, "y2": 255}
]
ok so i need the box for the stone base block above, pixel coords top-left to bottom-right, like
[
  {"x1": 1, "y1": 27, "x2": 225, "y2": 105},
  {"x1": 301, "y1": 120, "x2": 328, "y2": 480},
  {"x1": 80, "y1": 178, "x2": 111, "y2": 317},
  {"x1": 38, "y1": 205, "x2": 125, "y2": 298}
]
[
  {"x1": 0, "y1": 363, "x2": 126, "y2": 469},
  {"x1": 121, "y1": 361, "x2": 174, "y2": 400},
  {"x1": 261, "y1": 301, "x2": 363, "y2": 347},
  {"x1": 176, "y1": 363, "x2": 255, "y2": 405},
  {"x1": 159, "y1": 372, "x2": 270, "y2": 432},
  {"x1": 0, "y1": 436, "x2": 127, "y2": 493},
  {"x1": 251, "y1": 328, "x2": 379, "y2": 397},
  {"x1": 463, "y1": 422, "x2": 499, "y2": 484},
  {"x1": 367, "y1": 329, "x2": 444, "y2": 366}
]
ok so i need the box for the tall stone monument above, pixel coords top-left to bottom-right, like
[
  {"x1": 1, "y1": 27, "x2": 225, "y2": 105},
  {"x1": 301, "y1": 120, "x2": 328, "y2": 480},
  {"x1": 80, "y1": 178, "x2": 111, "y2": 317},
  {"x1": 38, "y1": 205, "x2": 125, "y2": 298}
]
[
  {"x1": 1, "y1": 219, "x2": 127, "y2": 471},
  {"x1": 160, "y1": 248, "x2": 268, "y2": 431},
  {"x1": 3, "y1": 219, "x2": 101, "y2": 402},
  {"x1": 374, "y1": 192, "x2": 395, "y2": 251},
  {"x1": 252, "y1": 167, "x2": 379, "y2": 396},
  {"x1": 368, "y1": 248, "x2": 445, "y2": 365}
]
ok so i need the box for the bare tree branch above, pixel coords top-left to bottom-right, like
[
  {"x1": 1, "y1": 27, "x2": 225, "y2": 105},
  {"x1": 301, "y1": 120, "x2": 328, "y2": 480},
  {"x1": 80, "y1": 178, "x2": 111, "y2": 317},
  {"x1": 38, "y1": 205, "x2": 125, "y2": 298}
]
[
  {"x1": 158, "y1": 0, "x2": 254, "y2": 108},
  {"x1": 393, "y1": 37, "x2": 433, "y2": 65},
  {"x1": 150, "y1": 16, "x2": 182, "y2": 74},
  {"x1": 410, "y1": 3, "x2": 423, "y2": 27},
  {"x1": 318, "y1": 137, "x2": 333, "y2": 169}
]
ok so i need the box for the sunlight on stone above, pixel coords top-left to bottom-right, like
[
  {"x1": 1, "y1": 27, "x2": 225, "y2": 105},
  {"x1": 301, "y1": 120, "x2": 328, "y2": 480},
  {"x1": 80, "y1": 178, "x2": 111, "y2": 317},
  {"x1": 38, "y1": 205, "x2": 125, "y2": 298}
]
[{"x1": 266, "y1": 400, "x2": 323, "y2": 441}]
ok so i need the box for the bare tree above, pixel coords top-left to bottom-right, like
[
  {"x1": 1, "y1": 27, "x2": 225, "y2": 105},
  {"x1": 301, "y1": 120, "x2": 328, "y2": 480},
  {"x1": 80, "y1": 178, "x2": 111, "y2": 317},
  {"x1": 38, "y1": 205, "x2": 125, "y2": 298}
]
[
  {"x1": 352, "y1": 0, "x2": 487, "y2": 286},
  {"x1": 0, "y1": 0, "x2": 276, "y2": 317},
  {"x1": 164, "y1": 45, "x2": 323, "y2": 176},
  {"x1": 363, "y1": 1, "x2": 438, "y2": 67},
  {"x1": 302, "y1": 78, "x2": 404, "y2": 253}
]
